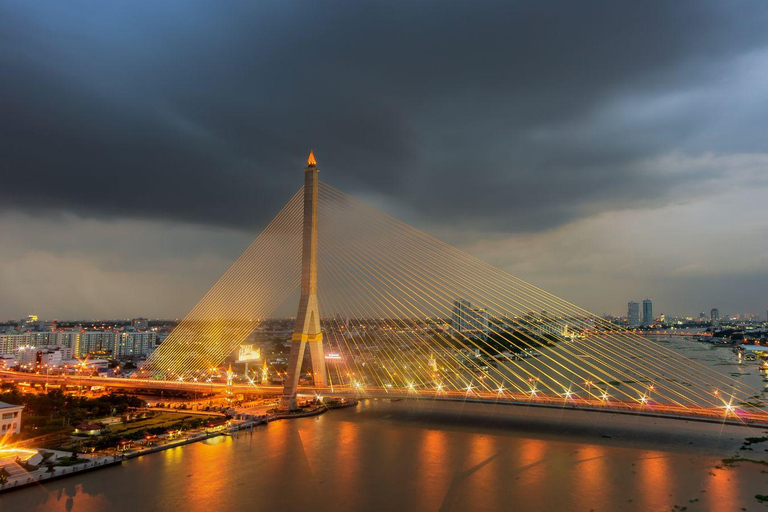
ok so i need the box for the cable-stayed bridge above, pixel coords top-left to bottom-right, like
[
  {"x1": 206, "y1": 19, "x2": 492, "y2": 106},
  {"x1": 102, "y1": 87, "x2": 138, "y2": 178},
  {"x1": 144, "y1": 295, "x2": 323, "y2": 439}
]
[{"x1": 128, "y1": 153, "x2": 768, "y2": 426}]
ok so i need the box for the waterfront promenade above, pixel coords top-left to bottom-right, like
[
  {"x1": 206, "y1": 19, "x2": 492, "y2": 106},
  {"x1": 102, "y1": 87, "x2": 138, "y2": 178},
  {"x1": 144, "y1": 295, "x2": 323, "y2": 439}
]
[{"x1": 0, "y1": 400, "x2": 337, "y2": 494}]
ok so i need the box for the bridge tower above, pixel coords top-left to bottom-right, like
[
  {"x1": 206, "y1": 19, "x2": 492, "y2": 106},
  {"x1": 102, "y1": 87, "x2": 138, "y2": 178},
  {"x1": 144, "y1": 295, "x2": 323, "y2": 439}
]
[{"x1": 279, "y1": 151, "x2": 328, "y2": 411}]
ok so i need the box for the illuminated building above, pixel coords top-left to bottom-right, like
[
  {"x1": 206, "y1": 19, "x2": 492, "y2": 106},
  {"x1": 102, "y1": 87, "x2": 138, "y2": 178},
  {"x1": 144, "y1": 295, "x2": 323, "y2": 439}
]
[
  {"x1": 19, "y1": 314, "x2": 41, "y2": 331},
  {"x1": 77, "y1": 331, "x2": 118, "y2": 357},
  {"x1": 0, "y1": 401, "x2": 23, "y2": 435},
  {"x1": 116, "y1": 331, "x2": 157, "y2": 357}
]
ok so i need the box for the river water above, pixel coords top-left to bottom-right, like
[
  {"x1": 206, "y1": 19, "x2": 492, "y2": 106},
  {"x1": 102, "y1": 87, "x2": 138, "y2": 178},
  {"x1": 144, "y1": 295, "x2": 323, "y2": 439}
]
[
  {"x1": 3, "y1": 339, "x2": 768, "y2": 511},
  {"x1": 3, "y1": 399, "x2": 768, "y2": 512}
]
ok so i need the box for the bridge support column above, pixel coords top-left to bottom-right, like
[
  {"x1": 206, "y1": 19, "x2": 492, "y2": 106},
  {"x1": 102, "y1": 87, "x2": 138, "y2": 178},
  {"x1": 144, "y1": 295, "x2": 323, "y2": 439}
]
[{"x1": 279, "y1": 152, "x2": 327, "y2": 412}]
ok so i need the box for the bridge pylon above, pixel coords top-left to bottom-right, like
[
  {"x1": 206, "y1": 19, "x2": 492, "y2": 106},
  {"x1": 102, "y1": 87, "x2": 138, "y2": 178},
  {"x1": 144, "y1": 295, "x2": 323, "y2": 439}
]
[{"x1": 279, "y1": 151, "x2": 327, "y2": 411}]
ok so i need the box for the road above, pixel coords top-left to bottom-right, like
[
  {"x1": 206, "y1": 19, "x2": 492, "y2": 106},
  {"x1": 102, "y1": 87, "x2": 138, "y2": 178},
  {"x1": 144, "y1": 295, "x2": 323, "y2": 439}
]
[{"x1": 3, "y1": 370, "x2": 767, "y2": 430}]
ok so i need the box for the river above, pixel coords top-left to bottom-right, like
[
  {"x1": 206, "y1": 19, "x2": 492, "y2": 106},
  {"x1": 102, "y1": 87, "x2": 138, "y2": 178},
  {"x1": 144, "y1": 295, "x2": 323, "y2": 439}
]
[{"x1": 2, "y1": 396, "x2": 768, "y2": 512}]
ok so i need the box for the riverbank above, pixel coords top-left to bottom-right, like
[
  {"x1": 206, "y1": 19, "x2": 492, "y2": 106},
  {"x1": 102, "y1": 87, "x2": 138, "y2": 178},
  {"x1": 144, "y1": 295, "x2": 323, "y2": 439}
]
[
  {"x1": 0, "y1": 401, "x2": 351, "y2": 494},
  {"x1": 0, "y1": 451, "x2": 121, "y2": 494}
]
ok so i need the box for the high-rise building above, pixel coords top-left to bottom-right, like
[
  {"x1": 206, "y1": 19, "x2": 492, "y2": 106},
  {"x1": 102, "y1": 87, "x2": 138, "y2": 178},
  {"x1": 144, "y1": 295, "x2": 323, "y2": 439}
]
[
  {"x1": 452, "y1": 299, "x2": 473, "y2": 332},
  {"x1": 452, "y1": 299, "x2": 490, "y2": 339},
  {"x1": 53, "y1": 331, "x2": 80, "y2": 351},
  {"x1": 710, "y1": 308, "x2": 720, "y2": 326},
  {"x1": 116, "y1": 331, "x2": 157, "y2": 357},
  {"x1": 642, "y1": 299, "x2": 653, "y2": 327},
  {"x1": 627, "y1": 301, "x2": 640, "y2": 328},
  {"x1": 76, "y1": 331, "x2": 117, "y2": 357},
  {"x1": 0, "y1": 330, "x2": 82, "y2": 357},
  {"x1": 472, "y1": 308, "x2": 490, "y2": 339}
]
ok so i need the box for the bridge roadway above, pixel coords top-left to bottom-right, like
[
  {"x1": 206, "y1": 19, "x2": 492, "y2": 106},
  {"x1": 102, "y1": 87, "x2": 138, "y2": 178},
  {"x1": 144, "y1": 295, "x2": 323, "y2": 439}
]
[{"x1": 3, "y1": 370, "x2": 767, "y2": 430}]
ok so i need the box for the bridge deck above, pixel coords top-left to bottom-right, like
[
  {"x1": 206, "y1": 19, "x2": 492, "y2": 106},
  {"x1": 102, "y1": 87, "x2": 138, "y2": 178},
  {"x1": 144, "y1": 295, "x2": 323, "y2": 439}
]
[{"x1": 4, "y1": 371, "x2": 767, "y2": 430}]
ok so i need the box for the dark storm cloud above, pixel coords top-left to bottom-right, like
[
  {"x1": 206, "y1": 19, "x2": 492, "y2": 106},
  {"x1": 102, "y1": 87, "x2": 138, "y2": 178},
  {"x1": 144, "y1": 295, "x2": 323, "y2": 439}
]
[{"x1": 2, "y1": 1, "x2": 768, "y2": 232}]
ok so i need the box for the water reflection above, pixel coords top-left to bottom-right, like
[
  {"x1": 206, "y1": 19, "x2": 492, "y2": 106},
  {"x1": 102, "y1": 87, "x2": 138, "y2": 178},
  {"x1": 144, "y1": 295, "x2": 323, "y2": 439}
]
[
  {"x1": 572, "y1": 445, "x2": 607, "y2": 510},
  {"x1": 637, "y1": 452, "x2": 671, "y2": 510},
  {"x1": 707, "y1": 462, "x2": 738, "y2": 511},
  {"x1": 1, "y1": 401, "x2": 765, "y2": 512},
  {"x1": 515, "y1": 438, "x2": 547, "y2": 499},
  {"x1": 416, "y1": 428, "x2": 448, "y2": 510}
]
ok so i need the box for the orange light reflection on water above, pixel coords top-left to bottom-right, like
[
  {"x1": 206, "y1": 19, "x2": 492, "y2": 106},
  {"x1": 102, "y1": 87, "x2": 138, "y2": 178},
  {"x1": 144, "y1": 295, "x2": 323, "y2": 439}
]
[
  {"x1": 417, "y1": 428, "x2": 448, "y2": 510},
  {"x1": 466, "y1": 434, "x2": 500, "y2": 506},
  {"x1": 637, "y1": 451, "x2": 671, "y2": 511},
  {"x1": 572, "y1": 444, "x2": 607, "y2": 510},
  {"x1": 174, "y1": 439, "x2": 230, "y2": 509},
  {"x1": 336, "y1": 420, "x2": 360, "y2": 486},
  {"x1": 706, "y1": 463, "x2": 738, "y2": 511},
  {"x1": 517, "y1": 437, "x2": 547, "y2": 489}
]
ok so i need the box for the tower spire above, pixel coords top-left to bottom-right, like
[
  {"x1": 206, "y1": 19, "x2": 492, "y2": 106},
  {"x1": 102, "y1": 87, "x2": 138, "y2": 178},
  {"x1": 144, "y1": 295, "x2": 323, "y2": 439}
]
[{"x1": 307, "y1": 150, "x2": 317, "y2": 167}]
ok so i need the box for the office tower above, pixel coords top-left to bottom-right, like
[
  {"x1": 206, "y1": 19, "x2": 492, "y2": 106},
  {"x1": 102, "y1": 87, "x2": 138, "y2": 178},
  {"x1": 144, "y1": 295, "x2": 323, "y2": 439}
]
[
  {"x1": 642, "y1": 299, "x2": 653, "y2": 327},
  {"x1": 628, "y1": 301, "x2": 640, "y2": 328}
]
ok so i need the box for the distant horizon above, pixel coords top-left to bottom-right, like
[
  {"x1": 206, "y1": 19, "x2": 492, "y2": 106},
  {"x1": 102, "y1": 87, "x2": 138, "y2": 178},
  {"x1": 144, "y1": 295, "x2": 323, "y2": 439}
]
[{"x1": 3, "y1": 308, "x2": 766, "y2": 325}]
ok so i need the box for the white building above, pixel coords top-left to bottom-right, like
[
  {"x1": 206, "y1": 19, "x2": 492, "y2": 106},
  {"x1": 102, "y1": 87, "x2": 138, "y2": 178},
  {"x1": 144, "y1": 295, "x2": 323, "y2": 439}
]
[
  {"x1": 40, "y1": 347, "x2": 74, "y2": 366},
  {"x1": 0, "y1": 334, "x2": 21, "y2": 356},
  {"x1": 116, "y1": 331, "x2": 157, "y2": 357},
  {"x1": 53, "y1": 331, "x2": 80, "y2": 351},
  {"x1": 17, "y1": 346, "x2": 40, "y2": 366},
  {"x1": 0, "y1": 331, "x2": 80, "y2": 356},
  {"x1": 77, "y1": 331, "x2": 117, "y2": 357},
  {"x1": 0, "y1": 401, "x2": 23, "y2": 435}
]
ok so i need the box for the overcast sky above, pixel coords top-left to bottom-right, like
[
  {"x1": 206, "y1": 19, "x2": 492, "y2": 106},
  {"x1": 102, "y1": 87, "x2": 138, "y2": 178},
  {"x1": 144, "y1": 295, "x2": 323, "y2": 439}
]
[{"x1": 2, "y1": 1, "x2": 767, "y2": 320}]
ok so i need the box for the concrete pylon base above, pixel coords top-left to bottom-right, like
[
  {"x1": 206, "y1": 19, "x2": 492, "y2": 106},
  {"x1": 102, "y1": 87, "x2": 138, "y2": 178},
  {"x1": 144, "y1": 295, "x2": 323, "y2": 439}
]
[{"x1": 278, "y1": 394, "x2": 298, "y2": 412}]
